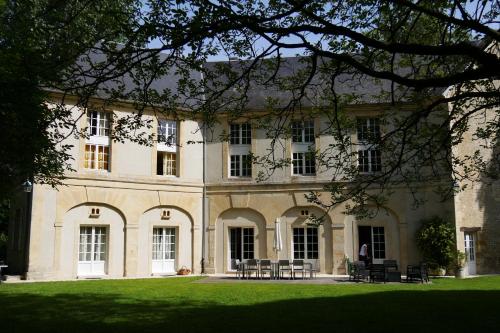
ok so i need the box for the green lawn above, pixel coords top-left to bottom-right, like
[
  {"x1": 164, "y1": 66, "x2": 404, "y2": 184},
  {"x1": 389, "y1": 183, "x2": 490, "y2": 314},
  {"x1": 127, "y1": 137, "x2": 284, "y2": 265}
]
[{"x1": 1, "y1": 276, "x2": 499, "y2": 332}]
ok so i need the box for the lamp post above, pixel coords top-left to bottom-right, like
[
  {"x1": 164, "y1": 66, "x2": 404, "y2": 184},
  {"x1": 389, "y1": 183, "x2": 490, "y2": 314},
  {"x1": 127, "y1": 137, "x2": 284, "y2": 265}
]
[{"x1": 22, "y1": 179, "x2": 33, "y2": 279}]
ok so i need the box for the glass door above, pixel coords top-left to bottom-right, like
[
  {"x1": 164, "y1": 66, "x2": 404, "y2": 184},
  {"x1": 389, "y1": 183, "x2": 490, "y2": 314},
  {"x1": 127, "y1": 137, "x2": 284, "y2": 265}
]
[
  {"x1": 78, "y1": 226, "x2": 107, "y2": 276},
  {"x1": 464, "y1": 232, "x2": 476, "y2": 275},
  {"x1": 229, "y1": 227, "x2": 254, "y2": 270},
  {"x1": 152, "y1": 227, "x2": 176, "y2": 274}
]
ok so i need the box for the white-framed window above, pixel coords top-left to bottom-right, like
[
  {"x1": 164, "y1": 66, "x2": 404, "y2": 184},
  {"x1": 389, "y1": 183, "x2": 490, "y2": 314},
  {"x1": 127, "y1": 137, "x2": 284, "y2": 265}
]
[
  {"x1": 230, "y1": 154, "x2": 252, "y2": 177},
  {"x1": 229, "y1": 122, "x2": 252, "y2": 178},
  {"x1": 85, "y1": 111, "x2": 111, "y2": 171},
  {"x1": 229, "y1": 227, "x2": 254, "y2": 270},
  {"x1": 157, "y1": 120, "x2": 178, "y2": 175},
  {"x1": 230, "y1": 123, "x2": 251, "y2": 145},
  {"x1": 292, "y1": 152, "x2": 315, "y2": 175},
  {"x1": 157, "y1": 152, "x2": 177, "y2": 176},
  {"x1": 84, "y1": 144, "x2": 110, "y2": 171},
  {"x1": 293, "y1": 227, "x2": 318, "y2": 259},
  {"x1": 158, "y1": 120, "x2": 177, "y2": 146},
  {"x1": 291, "y1": 120, "x2": 316, "y2": 176},
  {"x1": 87, "y1": 111, "x2": 111, "y2": 137},
  {"x1": 78, "y1": 226, "x2": 107, "y2": 275},
  {"x1": 357, "y1": 118, "x2": 381, "y2": 173},
  {"x1": 292, "y1": 120, "x2": 314, "y2": 143}
]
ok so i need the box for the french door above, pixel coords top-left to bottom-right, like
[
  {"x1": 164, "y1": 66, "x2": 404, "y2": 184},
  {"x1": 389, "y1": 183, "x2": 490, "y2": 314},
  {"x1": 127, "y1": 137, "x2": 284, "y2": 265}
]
[
  {"x1": 78, "y1": 226, "x2": 107, "y2": 276},
  {"x1": 152, "y1": 227, "x2": 176, "y2": 274},
  {"x1": 464, "y1": 232, "x2": 476, "y2": 275},
  {"x1": 293, "y1": 227, "x2": 318, "y2": 259},
  {"x1": 358, "y1": 226, "x2": 386, "y2": 264},
  {"x1": 229, "y1": 227, "x2": 254, "y2": 270}
]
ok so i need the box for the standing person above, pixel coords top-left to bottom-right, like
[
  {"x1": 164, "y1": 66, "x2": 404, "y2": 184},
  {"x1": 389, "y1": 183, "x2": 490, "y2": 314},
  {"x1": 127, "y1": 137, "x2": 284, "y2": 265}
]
[{"x1": 359, "y1": 243, "x2": 370, "y2": 266}]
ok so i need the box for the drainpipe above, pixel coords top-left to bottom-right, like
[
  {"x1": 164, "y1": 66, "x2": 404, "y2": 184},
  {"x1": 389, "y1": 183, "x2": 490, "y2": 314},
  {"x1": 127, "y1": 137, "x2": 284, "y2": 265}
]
[
  {"x1": 200, "y1": 70, "x2": 207, "y2": 275},
  {"x1": 22, "y1": 179, "x2": 33, "y2": 279}
]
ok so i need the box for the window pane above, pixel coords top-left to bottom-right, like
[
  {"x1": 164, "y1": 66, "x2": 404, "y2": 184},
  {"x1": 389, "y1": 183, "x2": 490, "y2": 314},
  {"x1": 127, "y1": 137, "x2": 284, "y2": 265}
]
[
  {"x1": 370, "y1": 149, "x2": 381, "y2": 172},
  {"x1": 304, "y1": 121, "x2": 314, "y2": 142},
  {"x1": 84, "y1": 145, "x2": 96, "y2": 169},
  {"x1": 307, "y1": 228, "x2": 319, "y2": 259},
  {"x1": 241, "y1": 123, "x2": 251, "y2": 144},
  {"x1": 158, "y1": 120, "x2": 177, "y2": 144},
  {"x1": 242, "y1": 155, "x2": 252, "y2": 177},
  {"x1": 243, "y1": 228, "x2": 254, "y2": 259},
  {"x1": 230, "y1": 155, "x2": 240, "y2": 177},
  {"x1": 372, "y1": 227, "x2": 385, "y2": 259},
  {"x1": 163, "y1": 152, "x2": 177, "y2": 176},
  {"x1": 358, "y1": 150, "x2": 369, "y2": 173},
  {"x1": 291, "y1": 121, "x2": 302, "y2": 143},
  {"x1": 357, "y1": 118, "x2": 380, "y2": 142},
  {"x1": 304, "y1": 152, "x2": 316, "y2": 175},
  {"x1": 293, "y1": 228, "x2": 305, "y2": 259},
  {"x1": 292, "y1": 153, "x2": 303, "y2": 175},
  {"x1": 230, "y1": 124, "x2": 240, "y2": 145}
]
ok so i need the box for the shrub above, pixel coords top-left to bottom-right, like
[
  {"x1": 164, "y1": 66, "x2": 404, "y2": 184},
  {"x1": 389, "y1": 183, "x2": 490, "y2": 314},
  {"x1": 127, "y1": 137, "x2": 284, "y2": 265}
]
[{"x1": 416, "y1": 216, "x2": 456, "y2": 269}]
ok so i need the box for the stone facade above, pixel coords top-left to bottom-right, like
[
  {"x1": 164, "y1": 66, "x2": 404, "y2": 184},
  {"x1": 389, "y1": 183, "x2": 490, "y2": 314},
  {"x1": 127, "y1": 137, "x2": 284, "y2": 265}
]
[{"x1": 6, "y1": 65, "x2": 498, "y2": 280}]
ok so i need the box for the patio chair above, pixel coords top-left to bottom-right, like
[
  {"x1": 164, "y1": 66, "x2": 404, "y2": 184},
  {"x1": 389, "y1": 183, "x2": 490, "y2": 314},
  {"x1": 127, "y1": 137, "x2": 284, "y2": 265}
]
[
  {"x1": 383, "y1": 260, "x2": 401, "y2": 282},
  {"x1": 369, "y1": 264, "x2": 386, "y2": 283},
  {"x1": 259, "y1": 259, "x2": 272, "y2": 279},
  {"x1": 406, "y1": 263, "x2": 429, "y2": 283},
  {"x1": 234, "y1": 259, "x2": 243, "y2": 279},
  {"x1": 278, "y1": 260, "x2": 292, "y2": 279},
  {"x1": 245, "y1": 259, "x2": 259, "y2": 279},
  {"x1": 304, "y1": 259, "x2": 318, "y2": 279},
  {"x1": 292, "y1": 259, "x2": 305, "y2": 279},
  {"x1": 352, "y1": 261, "x2": 369, "y2": 281}
]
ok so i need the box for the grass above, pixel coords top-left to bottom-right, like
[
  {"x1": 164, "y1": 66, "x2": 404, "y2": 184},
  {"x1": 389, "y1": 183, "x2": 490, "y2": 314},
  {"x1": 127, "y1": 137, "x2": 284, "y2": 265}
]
[{"x1": 1, "y1": 276, "x2": 499, "y2": 332}]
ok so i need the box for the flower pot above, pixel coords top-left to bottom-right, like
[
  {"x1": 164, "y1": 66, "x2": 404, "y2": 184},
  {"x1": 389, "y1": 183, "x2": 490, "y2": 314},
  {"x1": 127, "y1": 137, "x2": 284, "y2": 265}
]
[{"x1": 455, "y1": 267, "x2": 465, "y2": 279}]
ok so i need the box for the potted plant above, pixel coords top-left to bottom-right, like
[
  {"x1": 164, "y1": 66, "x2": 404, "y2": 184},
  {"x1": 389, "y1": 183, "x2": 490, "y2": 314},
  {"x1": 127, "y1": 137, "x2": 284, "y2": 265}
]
[{"x1": 454, "y1": 250, "x2": 467, "y2": 278}]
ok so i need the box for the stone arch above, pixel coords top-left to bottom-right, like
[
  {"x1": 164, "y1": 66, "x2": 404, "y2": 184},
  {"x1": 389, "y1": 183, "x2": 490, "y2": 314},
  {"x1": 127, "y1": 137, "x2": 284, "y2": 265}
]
[
  {"x1": 346, "y1": 206, "x2": 401, "y2": 265},
  {"x1": 215, "y1": 208, "x2": 267, "y2": 273},
  {"x1": 137, "y1": 205, "x2": 194, "y2": 276},
  {"x1": 280, "y1": 206, "x2": 333, "y2": 273},
  {"x1": 58, "y1": 202, "x2": 126, "y2": 279}
]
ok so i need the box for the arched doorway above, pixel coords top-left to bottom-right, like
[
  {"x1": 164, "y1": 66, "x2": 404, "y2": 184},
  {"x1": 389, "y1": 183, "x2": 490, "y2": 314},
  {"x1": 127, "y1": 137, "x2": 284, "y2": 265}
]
[
  {"x1": 353, "y1": 209, "x2": 401, "y2": 265},
  {"x1": 137, "y1": 206, "x2": 193, "y2": 276},
  {"x1": 60, "y1": 203, "x2": 125, "y2": 279},
  {"x1": 215, "y1": 208, "x2": 266, "y2": 273},
  {"x1": 281, "y1": 206, "x2": 333, "y2": 273}
]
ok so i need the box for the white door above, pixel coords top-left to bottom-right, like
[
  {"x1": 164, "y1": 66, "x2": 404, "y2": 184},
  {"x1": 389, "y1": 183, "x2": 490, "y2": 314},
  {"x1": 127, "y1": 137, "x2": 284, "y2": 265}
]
[
  {"x1": 152, "y1": 227, "x2": 176, "y2": 274},
  {"x1": 464, "y1": 232, "x2": 476, "y2": 275},
  {"x1": 78, "y1": 226, "x2": 107, "y2": 276}
]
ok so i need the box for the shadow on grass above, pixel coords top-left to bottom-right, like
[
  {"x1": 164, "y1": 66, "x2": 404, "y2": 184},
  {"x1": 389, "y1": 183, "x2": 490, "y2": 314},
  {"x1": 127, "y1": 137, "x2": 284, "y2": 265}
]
[{"x1": 0, "y1": 289, "x2": 497, "y2": 333}]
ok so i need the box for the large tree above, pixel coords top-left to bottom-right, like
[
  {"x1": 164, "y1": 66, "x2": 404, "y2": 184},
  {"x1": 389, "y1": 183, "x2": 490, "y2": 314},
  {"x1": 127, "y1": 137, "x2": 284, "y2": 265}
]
[
  {"x1": 1, "y1": 0, "x2": 499, "y2": 215},
  {"x1": 0, "y1": 0, "x2": 139, "y2": 197}
]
